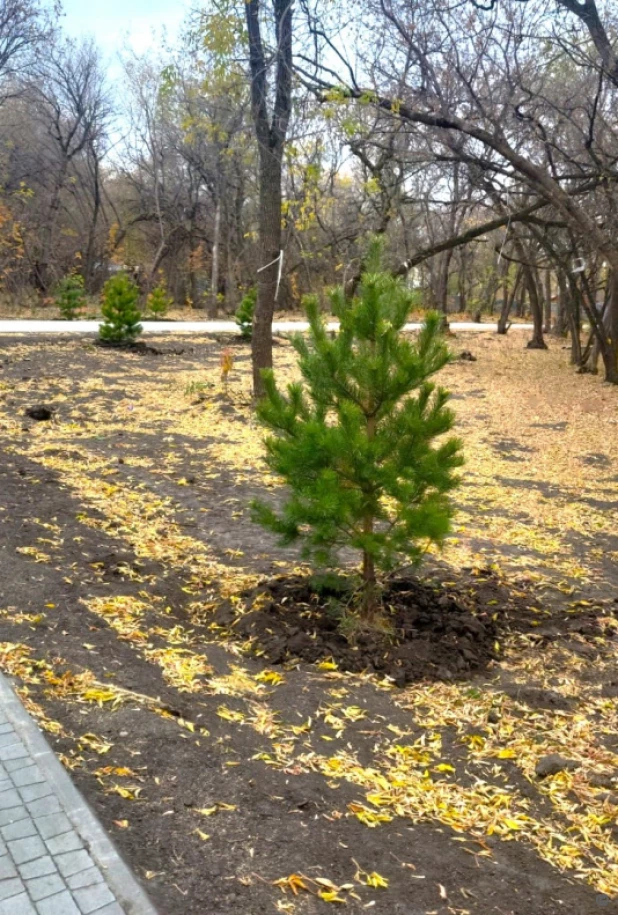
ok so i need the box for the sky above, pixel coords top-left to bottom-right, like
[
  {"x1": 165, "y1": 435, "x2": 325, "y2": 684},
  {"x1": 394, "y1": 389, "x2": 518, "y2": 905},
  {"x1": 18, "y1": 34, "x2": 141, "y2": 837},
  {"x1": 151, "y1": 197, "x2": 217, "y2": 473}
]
[{"x1": 59, "y1": 0, "x2": 189, "y2": 60}]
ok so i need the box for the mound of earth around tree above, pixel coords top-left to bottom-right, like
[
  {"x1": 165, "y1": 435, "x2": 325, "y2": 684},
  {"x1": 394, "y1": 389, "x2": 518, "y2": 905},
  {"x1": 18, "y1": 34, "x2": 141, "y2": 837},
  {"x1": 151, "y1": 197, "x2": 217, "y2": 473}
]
[{"x1": 213, "y1": 574, "x2": 500, "y2": 685}]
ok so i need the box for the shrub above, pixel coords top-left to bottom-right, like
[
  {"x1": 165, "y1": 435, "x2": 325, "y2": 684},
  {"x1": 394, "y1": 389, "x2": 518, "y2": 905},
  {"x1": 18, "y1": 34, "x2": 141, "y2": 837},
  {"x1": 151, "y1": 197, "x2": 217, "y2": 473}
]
[
  {"x1": 55, "y1": 274, "x2": 86, "y2": 320},
  {"x1": 252, "y1": 241, "x2": 463, "y2": 616},
  {"x1": 147, "y1": 282, "x2": 173, "y2": 318},
  {"x1": 235, "y1": 286, "x2": 257, "y2": 339},
  {"x1": 99, "y1": 273, "x2": 142, "y2": 345}
]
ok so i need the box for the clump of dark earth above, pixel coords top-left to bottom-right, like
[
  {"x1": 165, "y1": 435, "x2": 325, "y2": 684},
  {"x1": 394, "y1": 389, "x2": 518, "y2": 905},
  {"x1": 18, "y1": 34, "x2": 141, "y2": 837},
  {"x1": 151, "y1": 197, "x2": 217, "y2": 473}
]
[
  {"x1": 25, "y1": 405, "x2": 53, "y2": 421},
  {"x1": 535, "y1": 754, "x2": 581, "y2": 779},
  {"x1": 459, "y1": 350, "x2": 477, "y2": 361},
  {"x1": 210, "y1": 569, "x2": 611, "y2": 687},
  {"x1": 95, "y1": 340, "x2": 186, "y2": 356},
  {"x1": 213, "y1": 574, "x2": 499, "y2": 686}
]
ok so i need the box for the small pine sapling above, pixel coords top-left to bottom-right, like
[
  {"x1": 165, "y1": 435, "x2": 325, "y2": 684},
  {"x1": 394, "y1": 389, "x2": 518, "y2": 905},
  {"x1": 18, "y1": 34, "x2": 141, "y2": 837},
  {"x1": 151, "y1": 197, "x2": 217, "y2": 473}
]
[
  {"x1": 235, "y1": 287, "x2": 257, "y2": 339},
  {"x1": 55, "y1": 273, "x2": 86, "y2": 320},
  {"x1": 147, "y1": 281, "x2": 173, "y2": 318},
  {"x1": 99, "y1": 273, "x2": 143, "y2": 345},
  {"x1": 252, "y1": 240, "x2": 463, "y2": 617}
]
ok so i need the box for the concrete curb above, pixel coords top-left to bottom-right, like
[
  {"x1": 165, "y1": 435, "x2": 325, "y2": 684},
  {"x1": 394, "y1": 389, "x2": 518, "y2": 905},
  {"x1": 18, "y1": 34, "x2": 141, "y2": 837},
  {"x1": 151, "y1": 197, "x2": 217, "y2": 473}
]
[
  {"x1": 0, "y1": 319, "x2": 535, "y2": 336},
  {"x1": 0, "y1": 672, "x2": 158, "y2": 915}
]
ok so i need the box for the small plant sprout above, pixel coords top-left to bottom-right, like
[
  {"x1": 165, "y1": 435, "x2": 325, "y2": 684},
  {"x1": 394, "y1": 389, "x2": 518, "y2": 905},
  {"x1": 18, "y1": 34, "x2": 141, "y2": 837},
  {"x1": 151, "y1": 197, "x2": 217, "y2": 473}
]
[{"x1": 220, "y1": 347, "x2": 234, "y2": 390}]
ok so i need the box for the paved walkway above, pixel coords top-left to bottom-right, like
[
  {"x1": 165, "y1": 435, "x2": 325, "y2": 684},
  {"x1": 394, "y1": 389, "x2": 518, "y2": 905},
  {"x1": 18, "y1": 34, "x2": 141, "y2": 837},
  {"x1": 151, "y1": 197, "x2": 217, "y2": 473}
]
[
  {"x1": 0, "y1": 319, "x2": 534, "y2": 336},
  {"x1": 0, "y1": 674, "x2": 157, "y2": 915}
]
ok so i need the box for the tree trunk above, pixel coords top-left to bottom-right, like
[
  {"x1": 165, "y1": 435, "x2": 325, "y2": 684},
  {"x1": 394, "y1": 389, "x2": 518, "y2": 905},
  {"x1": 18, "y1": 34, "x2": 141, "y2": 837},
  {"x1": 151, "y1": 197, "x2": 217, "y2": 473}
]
[
  {"x1": 188, "y1": 230, "x2": 199, "y2": 309},
  {"x1": 497, "y1": 267, "x2": 521, "y2": 334},
  {"x1": 543, "y1": 268, "x2": 552, "y2": 333},
  {"x1": 557, "y1": 273, "x2": 579, "y2": 361},
  {"x1": 36, "y1": 159, "x2": 69, "y2": 293},
  {"x1": 245, "y1": 0, "x2": 293, "y2": 399},
  {"x1": 435, "y1": 251, "x2": 453, "y2": 314},
  {"x1": 252, "y1": 148, "x2": 284, "y2": 397},
  {"x1": 458, "y1": 262, "x2": 467, "y2": 314},
  {"x1": 523, "y1": 265, "x2": 547, "y2": 349},
  {"x1": 209, "y1": 198, "x2": 222, "y2": 319},
  {"x1": 604, "y1": 268, "x2": 618, "y2": 383},
  {"x1": 361, "y1": 414, "x2": 378, "y2": 616},
  {"x1": 84, "y1": 147, "x2": 102, "y2": 293}
]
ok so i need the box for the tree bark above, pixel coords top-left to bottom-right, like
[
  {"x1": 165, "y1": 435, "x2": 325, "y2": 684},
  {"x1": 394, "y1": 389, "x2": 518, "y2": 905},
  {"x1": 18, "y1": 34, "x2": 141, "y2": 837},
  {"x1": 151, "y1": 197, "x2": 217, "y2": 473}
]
[
  {"x1": 525, "y1": 267, "x2": 547, "y2": 349},
  {"x1": 209, "y1": 198, "x2": 222, "y2": 319},
  {"x1": 245, "y1": 0, "x2": 293, "y2": 399},
  {"x1": 497, "y1": 266, "x2": 521, "y2": 334},
  {"x1": 252, "y1": 149, "x2": 284, "y2": 393},
  {"x1": 543, "y1": 268, "x2": 552, "y2": 334},
  {"x1": 361, "y1": 413, "x2": 378, "y2": 616}
]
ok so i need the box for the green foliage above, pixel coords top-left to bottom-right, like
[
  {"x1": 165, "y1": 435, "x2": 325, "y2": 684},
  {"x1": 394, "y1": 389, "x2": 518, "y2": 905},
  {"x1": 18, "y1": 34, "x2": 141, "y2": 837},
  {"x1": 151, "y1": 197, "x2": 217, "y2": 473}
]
[
  {"x1": 55, "y1": 273, "x2": 86, "y2": 321},
  {"x1": 252, "y1": 240, "x2": 463, "y2": 615},
  {"x1": 147, "y1": 282, "x2": 173, "y2": 318},
  {"x1": 235, "y1": 286, "x2": 257, "y2": 339},
  {"x1": 99, "y1": 273, "x2": 142, "y2": 345}
]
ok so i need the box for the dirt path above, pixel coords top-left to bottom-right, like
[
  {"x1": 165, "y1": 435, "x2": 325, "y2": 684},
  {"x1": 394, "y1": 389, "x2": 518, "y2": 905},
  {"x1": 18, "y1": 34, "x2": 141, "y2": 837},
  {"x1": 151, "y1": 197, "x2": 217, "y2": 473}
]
[{"x1": 0, "y1": 333, "x2": 616, "y2": 914}]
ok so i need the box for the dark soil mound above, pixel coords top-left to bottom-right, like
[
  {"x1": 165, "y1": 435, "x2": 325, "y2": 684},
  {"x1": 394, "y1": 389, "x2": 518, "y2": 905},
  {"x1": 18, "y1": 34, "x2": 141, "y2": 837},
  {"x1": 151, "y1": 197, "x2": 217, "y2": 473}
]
[
  {"x1": 212, "y1": 575, "x2": 499, "y2": 686},
  {"x1": 95, "y1": 340, "x2": 186, "y2": 356}
]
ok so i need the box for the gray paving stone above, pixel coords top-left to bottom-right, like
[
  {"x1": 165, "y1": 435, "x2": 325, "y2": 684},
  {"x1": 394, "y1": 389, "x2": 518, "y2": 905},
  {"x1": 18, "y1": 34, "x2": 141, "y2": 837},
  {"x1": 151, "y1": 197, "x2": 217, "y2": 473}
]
[
  {"x1": 0, "y1": 876, "x2": 25, "y2": 901},
  {"x1": 23, "y1": 873, "x2": 65, "y2": 902},
  {"x1": 0, "y1": 733, "x2": 19, "y2": 750},
  {"x1": 18, "y1": 857, "x2": 56, "y2": 880},
  {"x1": 0, "y1": 806, "x2": 28, "y2": 827},
  {"x1": 0, "y1": 743, "x2": 28, "y2": 762},
  {"x1": 0, "y1": 856, "x2": 18, "y2": 880},
  {"x1": 0, "y1": 788, "x2": 23, "y2": 810},
  {"x1": 25, "y1": 798, "x2": 61, "y2": 819},
  {"x1": 18, "y1": 784, "x2": 52, "y2": 804},
  {"x1": 66, "y1": 868, "x2": 104, "y2": 891},
  {"x1": 55, "y1": 850, "x2": 94, "y2": 880},
  {"x1": 33, "y1": 814, "x2": 72, "y2": 841},
  {"x1": 10, "y1": 768, "x2": 44, "y2": 789},
  {"x1": 45, "y1": 832, "x2": 82, "y2": 856},
  {"x1": 4, "y1": 759, "x2": 30, "y2": 773},
  {"x1": 73, "y1": 882, "x2": 115, "y2": 914},
  {"x1": 8, "y1": 835, "x2": 47, "y2": 865},
  {"x1": 0, "y1": 676, "x2": 153, "y2": 915},
  {"x1": 0, "y1": 891, "x2": 36, "y2": 914},
  {"x1": 2, "y1": 818, "x2": 37, "y2": 841},
  {"x1": 35, "y1": 890, "x2": 81, "y2": 915}
]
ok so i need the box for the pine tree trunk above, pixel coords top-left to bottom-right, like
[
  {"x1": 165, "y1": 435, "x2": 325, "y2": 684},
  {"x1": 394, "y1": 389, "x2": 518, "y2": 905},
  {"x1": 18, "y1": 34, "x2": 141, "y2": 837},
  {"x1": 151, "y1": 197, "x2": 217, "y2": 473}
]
[{"x1": 361, "y1": 414, "x2": 378, "y2": 616}]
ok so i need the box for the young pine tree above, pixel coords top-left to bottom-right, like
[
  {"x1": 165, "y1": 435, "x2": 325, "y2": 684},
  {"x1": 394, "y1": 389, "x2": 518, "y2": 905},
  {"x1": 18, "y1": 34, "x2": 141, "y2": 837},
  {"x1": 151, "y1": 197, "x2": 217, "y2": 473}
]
[
  {"x1": 147, "y1": 281, "x2": 173, "y2": 318},
  {"x1": 252, "y1": 242, "x2": 463, "y2": 616},
  {"x1": 235, "y1": 287, "x2": 257, "y2": 339},
  {"x1": 99, "y1": 273, "x2": 142, "y2": 345},
  {"x1": 55, "y1": 273, "x2": 86, "y2": 320}
]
